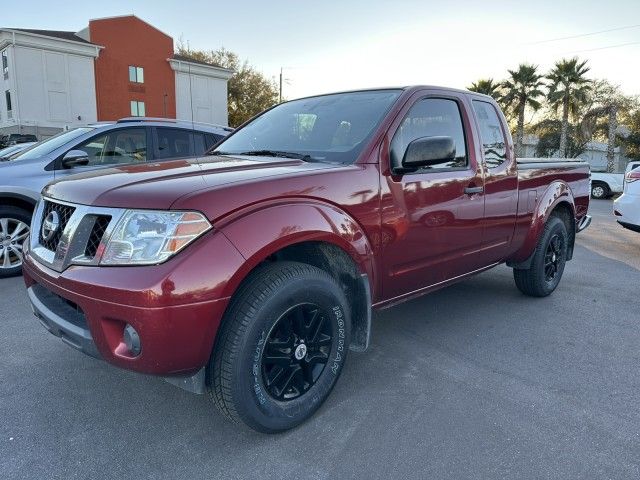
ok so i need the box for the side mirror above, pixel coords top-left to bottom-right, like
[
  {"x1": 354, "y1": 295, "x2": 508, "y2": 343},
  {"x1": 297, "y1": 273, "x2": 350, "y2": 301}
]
[
  {"x1": 399, "y1": 136, "x2": 456, "y2": 172},
  {"x1": 62, "y1": 150, "x2": 89, "y2": 168}
]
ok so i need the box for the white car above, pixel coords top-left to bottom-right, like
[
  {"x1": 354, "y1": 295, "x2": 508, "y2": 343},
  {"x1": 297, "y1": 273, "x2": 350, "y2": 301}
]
[
  {"x1": 591, "y1": 161, "x2": 640, "y2": 199},
  {"x1": 0, "y1": 141, "x2": 36, "y2": 161},
  {"x1": 613, "y1": 166, "x2": 640, "y2": 232}
]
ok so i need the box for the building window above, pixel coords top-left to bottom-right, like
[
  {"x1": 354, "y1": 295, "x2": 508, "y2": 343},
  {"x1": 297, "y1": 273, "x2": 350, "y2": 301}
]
[
  {"x1": 128, "y1": 66, "x2": 144, "y2": 83},
  {"x1": 130, "y1": 100, "x2": 145, "y2": 117},
  {"x1": 5, "y1": 90, "x2": 12, "y2": 119},
  {"x1": 1, "y1": 50, "x2": 8, "y2": 79}
]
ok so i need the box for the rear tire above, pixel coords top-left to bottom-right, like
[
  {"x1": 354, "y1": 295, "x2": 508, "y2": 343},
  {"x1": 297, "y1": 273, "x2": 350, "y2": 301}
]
[
  {"x1": 0, "y1": 206, "x2": 32, "y2": 278},
  {"x1": 513, "y1": 216, "x2": 568, "y2": 297},
  {"x1": 207, "y1": 261, "x2": 350, "y2": 433},
  {"x1": 591, "y1": 182, "x2": 609, "y2": 199}
]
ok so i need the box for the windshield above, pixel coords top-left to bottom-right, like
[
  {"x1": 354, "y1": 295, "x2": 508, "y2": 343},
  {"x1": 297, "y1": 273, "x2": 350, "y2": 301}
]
[
  {"x1": 215, "y1": 90, "x2": 401, "y2": 163},
  {"x1": 13, "y1": 127, "x2": 94, "y2": 161}
]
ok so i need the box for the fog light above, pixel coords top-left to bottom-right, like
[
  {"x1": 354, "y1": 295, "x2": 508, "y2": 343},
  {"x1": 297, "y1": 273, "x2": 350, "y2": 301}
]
[{"x1": 123, "y1": 324, "x2": 141, "y2": 356}]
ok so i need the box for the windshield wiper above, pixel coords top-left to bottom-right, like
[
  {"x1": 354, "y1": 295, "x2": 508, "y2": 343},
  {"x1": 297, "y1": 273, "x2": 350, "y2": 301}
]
[{"x1": 214, "y1": 149, "x2": 314, "y2": 161}]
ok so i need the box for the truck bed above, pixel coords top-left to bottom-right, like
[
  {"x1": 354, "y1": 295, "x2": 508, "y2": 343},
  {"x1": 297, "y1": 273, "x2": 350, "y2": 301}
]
[
  {"x1": 517, "y1": 157, "x2": 590, "y2": 218},
  {"x1": 506, "y1": 157, "x2": 591, "y2": 263}
]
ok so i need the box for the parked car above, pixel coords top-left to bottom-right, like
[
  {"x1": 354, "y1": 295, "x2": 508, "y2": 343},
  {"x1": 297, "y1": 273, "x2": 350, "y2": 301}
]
[
  {"x1": 590, "y1": 172, "x2": 622, "y2": 199},
  {"x1": 22, "y1": 86, "x2": 591, "y2": 432},
  {"x1": 613, "y1": 166, "x2": 640, "y2": 232},
  {"x1": 6, "y1": 133, "x2": 38, "y2": 146},
  {"x1": 589, "y1": 162, "x2": 640, "y2": 199},
  {"x1": 0, "y1": 142, "x2": 36, "y2": 161},
  {"x1": 625, "y1": 160, "x2": 640, "y2": 176},
  {"x1": 0, "y1": 118, "x2": 231, "y2": 277}
]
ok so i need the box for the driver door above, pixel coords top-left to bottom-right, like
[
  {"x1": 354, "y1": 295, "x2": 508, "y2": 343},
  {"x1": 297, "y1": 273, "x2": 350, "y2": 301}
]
[{"x1": 380, "y1": 93, "x2": 487, "y2": 300}]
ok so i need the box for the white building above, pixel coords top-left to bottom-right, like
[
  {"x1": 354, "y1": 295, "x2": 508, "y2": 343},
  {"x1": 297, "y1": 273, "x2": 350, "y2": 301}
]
[
  {"x1": 169, "y1": 54, "x2": 233, "y2": 126},
  {"x1": 0, "y1": 29, "x2": 100, "y2": 138}
]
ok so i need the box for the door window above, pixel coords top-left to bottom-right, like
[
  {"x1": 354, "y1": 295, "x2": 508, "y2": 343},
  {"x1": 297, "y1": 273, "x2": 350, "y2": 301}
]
[
  {"x1": 155, "y1": 128, "x2": 195, "y2": 159},
  {"x1": 74, "y1": 128, "x2": 147, "y2": 166},
  {"x1": 472, "y1": 100, "x2": 507, "y2": 168},
  {"x1": 390, "y1": 98, "x2": 467, "y2": 172}
]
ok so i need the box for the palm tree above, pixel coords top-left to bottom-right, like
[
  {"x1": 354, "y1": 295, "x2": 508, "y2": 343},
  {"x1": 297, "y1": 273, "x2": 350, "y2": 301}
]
[
  {"x1": 500, "y1": 64, "x2": 545, "y2": 157},
  {"x1": 468, "y1": 78, "x2": 502, "y2": 99},
  {"x1": 547, "y1": 57, "x2": 591, "y2": 157},
  {"x1": 580, "y1": 80, "x2": 634, "y2": 172}
]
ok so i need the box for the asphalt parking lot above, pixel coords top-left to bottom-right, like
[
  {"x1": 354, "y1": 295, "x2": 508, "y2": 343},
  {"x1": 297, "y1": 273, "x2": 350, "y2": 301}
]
[{"x1": 1, "y1": 199, "x2": 639, "y2": 479}]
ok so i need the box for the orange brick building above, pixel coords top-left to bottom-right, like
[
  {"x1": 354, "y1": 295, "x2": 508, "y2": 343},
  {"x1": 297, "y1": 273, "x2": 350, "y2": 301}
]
[
  {"x1": 78, "y1": 15, "x2": 232, "y2": 125},
  {"x1": 88, "y1": 16, "x2": 176, "y2": 120}
]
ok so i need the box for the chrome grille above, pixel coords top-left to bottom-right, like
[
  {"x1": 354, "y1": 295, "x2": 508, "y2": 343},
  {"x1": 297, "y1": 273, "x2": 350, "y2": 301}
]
[
  {"x1": 30, "y1": 198, "x2": 124, "y2": 273},
  {"x1": 39, "y1": 200, "x2": 75, "y2": 252}
]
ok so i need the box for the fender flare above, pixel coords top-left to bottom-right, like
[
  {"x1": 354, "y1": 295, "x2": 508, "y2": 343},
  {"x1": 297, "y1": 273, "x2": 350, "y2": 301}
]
[
  {"x1": 0, "y1": 188, "x2": 39, "y2": 207},
  {"x1": 218, "y1": 199, "x2": 377, "y2": 299},
  {"x1": 508, "y1": 181, "x2": 576, "y2": 268}
]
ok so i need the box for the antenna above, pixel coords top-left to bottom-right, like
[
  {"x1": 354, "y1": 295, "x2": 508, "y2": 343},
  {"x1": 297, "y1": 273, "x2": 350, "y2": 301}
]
[
  {"x1": 279, "y1": 67, "x2": 291, "y2": 103},
  {"x1": 187, "y1": 59, "x2": 197, "y2": 158}
]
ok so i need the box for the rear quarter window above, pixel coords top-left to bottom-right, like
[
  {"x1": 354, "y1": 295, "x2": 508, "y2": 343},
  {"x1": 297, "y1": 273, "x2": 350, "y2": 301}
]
[{"x1": 472, "y1": 100, "x2": 507, "y2": 168}]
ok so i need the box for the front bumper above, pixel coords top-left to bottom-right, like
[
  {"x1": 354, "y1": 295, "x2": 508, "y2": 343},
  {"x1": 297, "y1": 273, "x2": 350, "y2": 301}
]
[
  {"x1": 22, "y1": 231, "x2": 245, "y2": 376},
  {"x1": 28, "y1": 283, "x2": 101, "y2": 359}
]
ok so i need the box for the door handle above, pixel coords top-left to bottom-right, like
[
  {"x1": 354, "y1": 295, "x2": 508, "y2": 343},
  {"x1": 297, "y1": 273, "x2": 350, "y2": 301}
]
[{"x1": 464, "y1": 186, "x2": 484, "y2": 195}]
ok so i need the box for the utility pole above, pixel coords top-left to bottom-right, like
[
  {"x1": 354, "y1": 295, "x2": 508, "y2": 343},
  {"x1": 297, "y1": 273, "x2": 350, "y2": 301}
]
[{"x1": 279, "y1": 67, "x2": 283, "y2": 103}]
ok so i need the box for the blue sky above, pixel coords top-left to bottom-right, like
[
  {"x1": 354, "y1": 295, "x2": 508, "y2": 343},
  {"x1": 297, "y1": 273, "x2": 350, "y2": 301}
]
[{"x1": 5, "y1": 0, "x2": 640, "y2": 99}]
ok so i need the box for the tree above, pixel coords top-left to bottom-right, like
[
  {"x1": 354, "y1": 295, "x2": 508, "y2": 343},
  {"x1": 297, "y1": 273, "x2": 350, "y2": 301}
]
[
  {"x1": 468, "y1": 78, "x2": 502, "y2": 99},
  {"x1": 175, "y1": 43, "x2": 279, "y2": 127},
  {"x1": 619, "y1": 108, "x2": 640, "y2": 161},
  {"x1": 580, "y1": 80, "x2": 634, "y2": 171},
  {"x1": 500, "y1": 64, "x2": 545, "y2": 157},
  {"x1": 546, "y1": 57, "x2": 591, "y2": 158},
  {"x1": 532, "y1": 119, "x2": 587, "y2": 158}
]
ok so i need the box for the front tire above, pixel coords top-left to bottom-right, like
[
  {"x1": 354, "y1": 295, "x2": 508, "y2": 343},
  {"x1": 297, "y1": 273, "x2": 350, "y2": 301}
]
[
  {"x1": 513, "y1": 216, "x2": 568, "y2": 297},
  {"x1": 207, "y1": 261, "x2": 350, "y2": 433},
  {"x1": 0, "y1": 206, "x2": 31, "y2": 278}
]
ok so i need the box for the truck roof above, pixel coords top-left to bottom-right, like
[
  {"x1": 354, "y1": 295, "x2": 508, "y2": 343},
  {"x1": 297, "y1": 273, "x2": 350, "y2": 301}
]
[{"x1": 289, "y1": 85, "x2": 493, "y2": 102}]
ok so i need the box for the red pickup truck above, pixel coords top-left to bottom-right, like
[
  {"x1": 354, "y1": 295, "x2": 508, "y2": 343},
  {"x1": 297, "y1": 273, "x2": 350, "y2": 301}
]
[{"x1": 22, "y1": 86, "x2": 591, "y2": 432}]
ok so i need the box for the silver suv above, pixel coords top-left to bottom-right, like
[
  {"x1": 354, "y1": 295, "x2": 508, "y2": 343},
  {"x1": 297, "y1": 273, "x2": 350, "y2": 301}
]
[{"x1": 0, "y1": 118, "x2": 231, "y2": 277}]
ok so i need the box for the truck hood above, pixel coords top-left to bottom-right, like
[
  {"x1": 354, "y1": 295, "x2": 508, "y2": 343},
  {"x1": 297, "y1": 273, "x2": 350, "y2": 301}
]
[{"x1": 43, "y1": 155, "x2": 336, "y2": 211}]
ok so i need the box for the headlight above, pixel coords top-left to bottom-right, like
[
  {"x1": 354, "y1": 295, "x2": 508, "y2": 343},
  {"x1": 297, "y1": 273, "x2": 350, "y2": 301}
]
[{"x1": 101, "y1": 210, "x2": 211, "y2": 265}]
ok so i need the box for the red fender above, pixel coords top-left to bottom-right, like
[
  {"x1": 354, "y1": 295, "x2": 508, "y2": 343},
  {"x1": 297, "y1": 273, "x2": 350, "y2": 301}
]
[{"x1": 218, "y1": 200, "x2": 376, "y2": 299}]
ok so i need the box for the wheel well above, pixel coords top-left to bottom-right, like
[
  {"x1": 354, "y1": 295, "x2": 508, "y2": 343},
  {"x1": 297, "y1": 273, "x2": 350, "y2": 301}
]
[
  {"x1": 0, "y1": 195, "x2": 36, "y2": 215},
  {"x1": 264, "y1": 241, "x2": 371, "y2": 352},
  {"x1": 550, "y1": 202, "x2": 575, "y2": 260}
]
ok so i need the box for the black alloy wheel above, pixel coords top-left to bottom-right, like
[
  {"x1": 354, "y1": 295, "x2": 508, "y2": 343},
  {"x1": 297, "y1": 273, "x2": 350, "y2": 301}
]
[
  {"x1": 262, "y1": 303, "x2": 333, "y2": 401},
  {"x1": 543, "y1": 234, "x2": 565, "y2": 282}
]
